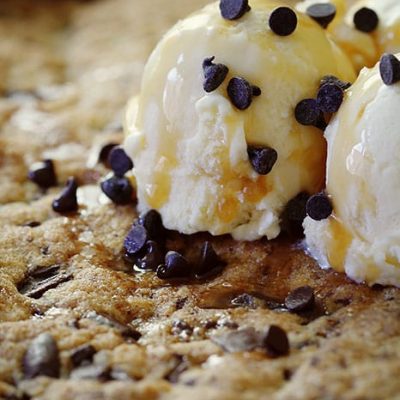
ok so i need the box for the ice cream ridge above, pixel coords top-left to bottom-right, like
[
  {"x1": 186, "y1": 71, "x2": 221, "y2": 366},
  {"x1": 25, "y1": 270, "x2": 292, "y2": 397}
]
[
  {"x1": 304, "y1": 53, "x2": 400, "y2": 288},
  {"x1": 125, "y1": 0, "x2": 355, "y2": 241}
]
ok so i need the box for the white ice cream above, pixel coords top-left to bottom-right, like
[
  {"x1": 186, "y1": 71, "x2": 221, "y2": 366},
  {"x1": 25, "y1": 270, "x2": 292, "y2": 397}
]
[
  {"x1": 304, "y1": 56, "x2": 400, "y2": 287},
  {"x1": 125, "y1": 0, "x2": 355, "y2": 241}
]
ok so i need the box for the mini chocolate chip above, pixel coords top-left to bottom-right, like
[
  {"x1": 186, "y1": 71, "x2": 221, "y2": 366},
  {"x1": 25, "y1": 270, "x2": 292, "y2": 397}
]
[
  {"x1": 23, "y1": 221, "x2": 41, "y2": 228},
  {"x1": 295, "y1": 99, "x2": 321, "y2": 126},
  {"x1": 306, "y1": 192, "x2": 333, "y2": 221},
  {"x1": 52, "y1": 177, "x2": 78, "y2": 213},
  {"x1": 285, "y1": 286, "x2": 315, "y2": 312},
  {"x1": 353, "y1": 7, "x2": 378, "y2": 33},
  {"x1": 138, "y1": 209, "x2": 165, "y2": 241},
  {"x1": 320, "y1": 75, "x2": 351, "y2": 91},
  {"x1": 120, "y1": 327, "x2": 142, "y2": 342},
  {"x1": 252, "y1": 86, "x2": 262, "y2": 97},
  {"x1": 100, "y1": 175, "x2": 133, "y2": 205},
  {"x1": 124, "y1": 224, "x2": 148, "y2": 256},
  {"x1": 203, "y1": 57, "x2": 229, "y2": 93},
  {"x1": 195, "y1": 241, "x2": 225, "y2": 279},
  {"x1": 28, "y1": 159, "x2": 57, "y2": 189},
  {"x1": 23, "y1": 333, "x2": 60, "y2": 379},
  {"x1": 157, "y1": 251, "x2": 190, "y2": 279},
  {"x1": 227, "y1": 77, "x2": 257, "y2": 110},
  {"x1": 211, "y1": 327, "x2": 261, "y2": 352},
  {"x1": 19, "y1": 265, "x2": 72, "y2": 299},
  {"x1": 269, "y1": 7, "x2": 297, "y2": 36},
  {"x1": 316, "y1": 83, "x2": 343, "y2": 113},
  {"x1": 247, "y1": 146, "x2": 278, "y2": 175},
  {"x1": 379, "y1": 54, "x2": 400, "y2": 86},
  {"x1": 306, "y1": 3, "x2": 336, "y2": 29},
  {"x1": 136, "y1": 240, "x2": 164, "y2": 271},
  {"x1": 70, "y1": 364, "x2": 110, "y2": 381},
  {"x1": 108, "y1": 147, "x2": 133, "y2": 177},
  {"x1": 280, "y1": 192, "x2": 310, "y2": 234},
  {"x1": 70, "y1": 344, "x2": 96, "y2": 367},
  {"x1": 263, "y1": 325, "x2": 289, "y2": 356},
  {"x1": 98, "y1": 143, "x2": 118, "y2": 167},
  {"x1": 219, "y1": 0, "x2": 250, "y2": 21}
]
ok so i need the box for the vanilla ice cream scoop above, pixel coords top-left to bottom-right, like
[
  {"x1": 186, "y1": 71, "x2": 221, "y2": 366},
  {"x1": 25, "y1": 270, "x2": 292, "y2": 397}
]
[
  {"x1": 297, "y1": 0, "x2": 400, "y2": 71},
  {"x1": 304, "y1": 53, "x2": 400, "y2": 287},
  {"x1": 125, "y1": 0, "x2": 355, "y2": 241}
]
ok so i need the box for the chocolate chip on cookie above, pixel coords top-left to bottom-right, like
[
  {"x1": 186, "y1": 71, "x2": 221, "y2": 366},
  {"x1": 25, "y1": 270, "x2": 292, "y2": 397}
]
[
  {"x1": 263, "y1": 325, "x2": 290, "y2": 356},
  {"x1": 28, "y1": 159, "x2": 57, "y2": 189},
  {"x1": 70, "y1": 344, "x2": 97, "y2": 367},
  {"x1": 285, "y1": 286, "x2": 315, "y2": 312},
  {"x1": 100, "y1": 175, "x2": 134, "y2": 204},
  {"x1": 19, "y1": 265, "x2": 72, "y2": 299},
  {"x1": 157, "y1": 251, "x2": 191, "y2": 279},
  {"x1": 52, "y1": 177, "x2": 79, "y2": 213},
  {"x1": 124, "y1": 224, "x2": 148, "y2": 256},
  {"x1": 194, "y1": 241, "x2": 225, "y2": 279},
  {"x1": 23, "y1": 333, "x2": 60, "y2": 379}
]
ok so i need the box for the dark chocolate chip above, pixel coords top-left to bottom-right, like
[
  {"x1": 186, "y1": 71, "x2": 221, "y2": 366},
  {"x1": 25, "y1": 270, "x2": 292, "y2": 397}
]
[
  {"x1": 136, "y1": 240, "x2": 164, "y2": 271},
  {"x1": 285, "y1": 286, "x2": 315, "y2": 312},
  {"x1": 195, "y1": 241, "x2": 225, "y2": 279},
  {"x1": 138, "y1": 209, "x2": 165, "y2": 241},
  {"x1": 70, "y1": 364, "x2": 111, "y2": 381},
  {"x1": 211, "y1": 327, "x2": 261, "y2": 352},
  {"x1": 252, "y1": 86, "x2": 262, "y2": 97},
  {"x1": 98, "y1": 143, "x2": 118, "y2": 167},
  {"x1": 379, "y1": 53, "x2": 400, "y2": 86},
  {"x1": 100, "y1": 175, "x2": 133, "y2": 205},
  {"x1": 247, "y1": 146, "x2": 278, "y2": 175},
  {"x1": 316, "y1": 83, "x2": 343, "y2": 113},
  {"x1": 219, "y1": 0, "x2": 250, "y2": 21},
  {"x1": 23, "y1": 333, "x2": 60, "y2": 379},
  {"x1": 108, "y1": 147, "x2": 133, "y2": 177},
  {"x1": 156, "y1": 251, "x2": 191, "y2": 279},
  {"x1": 52, "y1": 177, "x2": 79, "y2": 213},
  {"x1": 280, "y1": 192, "x2": 310, "y2": 235},
  {"x1": 262, "y1": 325, "x2": 290, "y2": 356},
  {"x1": 227, "y1": 77, "x2": 257, "y2": 110},
  {"x1": 306, "y1": 3, "x2": 336, "y2": 29},
  {"x1": 124, "y1": 224, "x2": 148, "y2": 257},
  {"x1": 70, "y1": 344, "x2": 96, "y2": 367},
  {"x1": 269, "y1": 7, "x2": 297, "y2": 36},
  {"x1": 28, "y1": 159, "x2": 57, "y2": 189},
  {"x1": 203, "y1": 57, "x2": 229, "y2": 93},
  {"x1": 19, "y1": 265, "x2": 72, "y2": 299},
  {"x1": 23, "y1": 221, "x2": 41, "y2": 228},
  {"x1": 353, "y1": 7, "x2": 378, "y2": 33},
  {"x1": 294, "y1": 99, "x2": 321, "y2": 126},
  {"x1": 320, "y1": 75, "x2": 351, "y2": 91},
  {"x1": 120, "y1": 327, "x2": 142, "y2": 342},
  {"x1": 306, "y1": 192, "x2": 333, "y2": 221}
]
